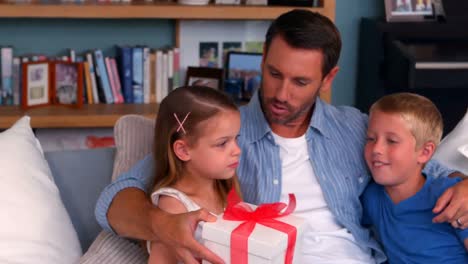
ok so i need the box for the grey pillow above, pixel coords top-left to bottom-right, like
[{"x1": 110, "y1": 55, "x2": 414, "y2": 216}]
[{"x1": 112, "y1": 114, "x2": 155, "y2": 181}]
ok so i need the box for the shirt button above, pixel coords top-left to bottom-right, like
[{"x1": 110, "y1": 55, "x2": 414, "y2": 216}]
[
  {"x1": 358, "y1": 177, "x2": 364, "y2": 184},
  {"x1": 273, "y1": 179, "x2": 279, "y2": 185}
]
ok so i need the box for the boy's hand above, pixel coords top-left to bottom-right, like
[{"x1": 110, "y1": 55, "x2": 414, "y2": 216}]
[
  {"x1": 433, "y1": 176, "x2": 468, "y2": 229},
  {"x1": 151, "y1": 208, "x2": 225, "y2": 264}
]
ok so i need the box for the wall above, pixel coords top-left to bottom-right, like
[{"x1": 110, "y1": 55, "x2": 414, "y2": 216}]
[
  {"x1": 0, "y1": 1, "x2": 383, "y2": 106},
  {"x1": 334, "y1": 0, "x2": 384, "y2": 106},
  {"x1": 0, "y1": 19, "x2": 174, "y2": 57}
]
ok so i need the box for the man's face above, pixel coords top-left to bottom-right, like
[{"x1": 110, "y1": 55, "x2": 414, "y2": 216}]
[{"x1": 260, "y1": 36, "x2": 330, "y2": 126}]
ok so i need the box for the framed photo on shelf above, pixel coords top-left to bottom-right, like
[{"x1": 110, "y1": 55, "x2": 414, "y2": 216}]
[
  {"x1": 185, "y1": 66, "x2": 224, "y2": 90},
  {"x1": 21, "y1": 61, "x2": 51, "y2": 109},
  {"x1": 51, "y1": 61, "x2": 84, "y2": 107},
  {"x1": 385, "y1": 0, "x2": 435, "y2": 22}
]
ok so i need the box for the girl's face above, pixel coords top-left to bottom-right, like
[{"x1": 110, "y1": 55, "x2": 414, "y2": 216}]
[
  {"x1": 364, "y1": 110, "x2": 424, "y2": 188},
  {"x1": 185, "y1": 110, "x2": 241, "y2": 181}
]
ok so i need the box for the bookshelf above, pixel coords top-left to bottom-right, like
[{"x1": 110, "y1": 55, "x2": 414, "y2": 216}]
[
  {"x1": 0, "y1": 0, "x2": 336, "y2": 129},
  {"x1": 0, "y1": 103, "x2": 158, "y2": 128}
]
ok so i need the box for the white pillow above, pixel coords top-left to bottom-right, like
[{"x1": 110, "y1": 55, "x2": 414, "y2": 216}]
[
  {"x1": 433, "y1": 109, "x2": 468, "y2": 175},
  {"x1": 0, "y1": 116, "x2": 81, "y2": 263}
]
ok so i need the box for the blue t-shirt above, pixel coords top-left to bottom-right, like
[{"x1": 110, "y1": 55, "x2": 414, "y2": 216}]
[{"x1": 362, "y1": 175, "x2": 468, "y2": 263}]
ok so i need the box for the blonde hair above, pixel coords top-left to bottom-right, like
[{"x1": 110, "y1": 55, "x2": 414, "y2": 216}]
[
  {"x1": 152, "y1": 86, "x2": 241, "y2": 203},
  {"x1": 370, "y1": 92, "x2": 443, "y2": 149}
]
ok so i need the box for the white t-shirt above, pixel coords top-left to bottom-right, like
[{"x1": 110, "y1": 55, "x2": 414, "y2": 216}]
[{"x1": 273, "y1": 132, "x2": 375, "y2": 263}]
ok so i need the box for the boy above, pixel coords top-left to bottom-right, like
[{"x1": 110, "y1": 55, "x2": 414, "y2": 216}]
[{"x1": 362, "y1": 92, "x2": 468, "y2": 263}]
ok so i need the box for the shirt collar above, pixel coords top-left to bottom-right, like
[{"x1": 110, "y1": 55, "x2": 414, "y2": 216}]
[
  {"x1": 308, "y1": 98, "x2": 332, "y2": 140},
  {"x1": 241, "y1": 91, "x2": 272, "y2": 144}
]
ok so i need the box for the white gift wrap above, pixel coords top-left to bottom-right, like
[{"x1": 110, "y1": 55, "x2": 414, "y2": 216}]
[{"x1": 201, "y1": 209, "x2": 307, "y2": 264}]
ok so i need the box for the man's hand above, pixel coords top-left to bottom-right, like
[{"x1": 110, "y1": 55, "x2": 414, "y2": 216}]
[
  {"x1": 150, "y1": 208, "x2": 225, "y2": 264},
  {"x1": 433, "y1": 175, "x2": 468, "y2": 229},
  {"x1": 107, "y1": 188, "x2": 224, "y2": 263}
]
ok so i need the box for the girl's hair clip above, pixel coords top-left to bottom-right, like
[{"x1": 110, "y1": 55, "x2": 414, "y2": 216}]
[{"x1": 174, "y1": 112, "x2": 191, "y2": 134}]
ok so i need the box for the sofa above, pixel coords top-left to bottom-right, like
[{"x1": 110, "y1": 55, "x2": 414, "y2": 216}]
[{"x1": 0, "y1": 109, "x2": 466, "y2": 263}]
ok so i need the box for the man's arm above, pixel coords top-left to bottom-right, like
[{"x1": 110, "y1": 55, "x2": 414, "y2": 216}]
[
  {"x1": 94, "y1": 155, "x2": 224, "y2": 264},
  {"x1": 95, "y1": 154, "x2": 155, "y2": 232}
]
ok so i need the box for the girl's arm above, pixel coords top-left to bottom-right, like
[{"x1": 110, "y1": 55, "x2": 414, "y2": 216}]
[
  {"x1": 147, "y1": 195, "x2": 192, "y2": 263},
  {"x1": 464, "y1": 238, "x2": 468, "y2": 251}
]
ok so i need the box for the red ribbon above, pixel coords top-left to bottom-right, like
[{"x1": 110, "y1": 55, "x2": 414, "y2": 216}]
[{"x1": 223, "y1": 189, "x2": 297, "y2": 264}]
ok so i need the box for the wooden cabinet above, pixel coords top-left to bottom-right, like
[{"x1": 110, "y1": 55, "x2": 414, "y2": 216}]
[{"x1": 0, "y1": 0, "x2": 335, "y2": 128}]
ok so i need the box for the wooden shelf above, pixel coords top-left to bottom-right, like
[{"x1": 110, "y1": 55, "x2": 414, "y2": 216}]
[
  {"x1": 0, "y1": 1, "x2": 335, "y2": 128},
  {"x1": 0, "y1": 1, "x2": 335, "y2": 20},
  {"x1": 0, "y1": 103, "x2": 158, "y2": 128}
]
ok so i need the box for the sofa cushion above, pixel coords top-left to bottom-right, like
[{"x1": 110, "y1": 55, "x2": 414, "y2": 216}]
[
  {"x1": 80, "y1": 231, "x2": 147, "y2": 264},
  {"x1": 434, "y1": 109, "x2": 468, "y2": 174},
  {"x1": 45, "y1": 147, "x2": 115, "y2": 252},
  {"x1": 80, "y1": 115, "x2": 154, "y2": 263},
  {"x1": 112, "y1": 115, "x2": 155, "y2": 181},
  {"x1": 0, "y1": 116, "x2": 81, "y2": 263}
]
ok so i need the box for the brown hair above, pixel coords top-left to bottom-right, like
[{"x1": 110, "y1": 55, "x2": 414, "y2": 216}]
[
  {"x1": 370, "y1": 92, "x2": 443, "y2": 149},
  {"x1": 152, "y1": 86, "x2": 241, "y2": 204},
  {"x1": 264, "y1": 9, "x2": 341, "y2": 77}
]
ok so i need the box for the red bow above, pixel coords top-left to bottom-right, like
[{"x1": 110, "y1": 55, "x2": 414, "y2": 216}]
[{"x1": 223, "y1": 189, "x2": 297, "y2": 263}]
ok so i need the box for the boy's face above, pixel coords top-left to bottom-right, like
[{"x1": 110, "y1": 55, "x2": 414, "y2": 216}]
[{"x1": 364, "y1": 110, "x2": 426, "y2": 188}]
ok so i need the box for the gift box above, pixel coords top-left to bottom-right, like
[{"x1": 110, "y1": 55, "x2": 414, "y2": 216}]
[{"x1": 201, "y1": 191, "x2": 307, "y2": 264}]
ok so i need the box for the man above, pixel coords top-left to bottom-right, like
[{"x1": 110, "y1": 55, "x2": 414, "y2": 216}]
[{"x1": 96, "y1": 9, "x2": 468, "y2": 263}]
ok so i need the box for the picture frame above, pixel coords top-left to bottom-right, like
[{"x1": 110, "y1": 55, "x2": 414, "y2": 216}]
[
  {"x1": 385, "y1": 0, "x2": 435, "y2": 22},
  {"x1": 21, "y1": 61, "x2": 51, "y2": 109},
  {"x1": 185, "y1": 66, "x2": 224, "y2": 90},
  {"x1": 225, "y1": 51, "x2": 262, "y2": 102},
  {"x1": 51, "y1": 61, "x2": 84, "y2": 108}
]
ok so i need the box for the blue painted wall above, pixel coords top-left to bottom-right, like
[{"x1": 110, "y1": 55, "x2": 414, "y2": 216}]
[
  {"x1": 334, "y1": 0, "x2": 384, "y2": 106},
  {"x1": 0, "y1": 1, "x2": 383, "y2": 106},
  {"x1": 0, "y1": 19, "x2": 174, "y2": 56}
]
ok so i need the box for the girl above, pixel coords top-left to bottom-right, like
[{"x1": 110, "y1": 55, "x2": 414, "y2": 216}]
[{"x1": 148, "y1": 85, "x2": 242, "y2": 263}]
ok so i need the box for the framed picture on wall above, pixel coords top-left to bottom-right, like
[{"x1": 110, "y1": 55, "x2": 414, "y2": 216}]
[
  {"x1": 51, "y1": 61, "x2": 84, "y2": 107},
  {"x1": 185, "y1": 66, "x2": 224, "y2": 90},
  {"x1": 385, "y1": 0, "x2": 435, "y2": 22},
  {"x1": 22, "y1": 61, "x2": 51, "y2": 109}
]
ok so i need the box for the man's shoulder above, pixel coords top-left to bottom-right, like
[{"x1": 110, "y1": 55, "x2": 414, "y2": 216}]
[{"x1": 322, "y1": 102, "x2": 368, "y2": 122}]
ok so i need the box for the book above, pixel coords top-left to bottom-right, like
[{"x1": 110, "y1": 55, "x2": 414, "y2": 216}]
[
  {"x1": 116, "y1": 46, "x2": 133, "y2": 103},
  {"x1": 86, "y1": 52, "x2": 100, "y2": 104},
  {"x1": 12, "y1": 57, "x2": 21, "y2": 106},
  {"x1": 162, "y1": 52, "x2": 168, "y2": 101},
  {"x1": 155, "y1": 50, "x2": 164, "y2": 103},
  {"x1": 173, "y1": 48, "x2": 180, "y2": 90},
  {"x1": 132, "y1": 46, "x2": 144, "y2": 104},
  {"x1": 143, "y1": 47, "x2": 150, "y2": 104},
  {"x1": 105, "y1": 57, "x2": 123, "y2": 104},
  {"x1": 149, "y1": 51, "x2": 156, "y2": 103},
  {"x1": 93, "y1": 49, "x2": 114, "y2": 104},
  {"x1": 83, "y1": 61, "x2": 94, "y2": 104},
  {"x1": 1, "y1": 47, "x2": 14, "y2": 105},
  {"x1": 167, "y1": 49, "x2": 174, "y2": 94},
  {"x1": 109, "y1": 58, "x2": 124, "y2": 104}
]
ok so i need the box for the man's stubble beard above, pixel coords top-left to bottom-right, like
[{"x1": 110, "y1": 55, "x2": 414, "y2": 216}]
[{"x1": 259, "y1": 84, "x2": 319, "y2": 127}]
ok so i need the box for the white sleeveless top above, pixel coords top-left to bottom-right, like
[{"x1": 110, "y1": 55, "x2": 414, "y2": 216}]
[{"x1": 147, "y1": 187, "x2": 204, "y2": 254}]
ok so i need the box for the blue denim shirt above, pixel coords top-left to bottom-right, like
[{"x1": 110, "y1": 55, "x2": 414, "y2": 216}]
[{"x1": 95, "y1": 92, "x2": 453, "y2": 264}]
